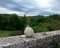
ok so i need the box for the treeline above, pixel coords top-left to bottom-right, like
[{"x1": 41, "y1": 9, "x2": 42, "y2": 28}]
[
  {"x1": 0, "y1": 14, "x2": 60, "y2": 33},
  {"x1": 0, "y1": 14, "x2": 26, "y2": 31},
  {"x1": 30, "y1": 14, "x2": 60, "y2": 32}
]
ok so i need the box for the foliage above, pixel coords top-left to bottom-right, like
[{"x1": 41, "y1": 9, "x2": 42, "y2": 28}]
[
  {"x1": 0, "y1": 14, "x2": 60, "y2": 36},
  {"x1": 9, "y1": 31, "x2": 23, "y2": 36}
]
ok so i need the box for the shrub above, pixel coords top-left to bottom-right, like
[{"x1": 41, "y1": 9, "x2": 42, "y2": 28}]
[{"x1": 9, "y1": 31, "x2": 24, "y2": 36}]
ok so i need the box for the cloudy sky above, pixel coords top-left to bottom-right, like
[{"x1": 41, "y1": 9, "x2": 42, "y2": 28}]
[{"x1": 0, "y1": 0, "x2": 60, "y2": 16}]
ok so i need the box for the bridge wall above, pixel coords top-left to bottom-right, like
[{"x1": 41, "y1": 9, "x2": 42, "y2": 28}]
[{"x1": 0, "y1": 30, "x2": 60, "y2": 48}]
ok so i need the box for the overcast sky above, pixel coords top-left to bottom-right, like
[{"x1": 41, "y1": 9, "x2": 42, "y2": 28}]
[{"x1": 0, "y1": 0, "x2": 60, "y2": 16}]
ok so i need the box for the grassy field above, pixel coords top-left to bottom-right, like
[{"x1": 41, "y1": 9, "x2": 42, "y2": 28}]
[{"x1": 0, "y1": 30, "x2": 23, "y2": 37}]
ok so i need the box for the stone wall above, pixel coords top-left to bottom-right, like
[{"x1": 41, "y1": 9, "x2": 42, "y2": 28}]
[{"x1": 0, "y1": 30, "x2": 60, "y2": 48}]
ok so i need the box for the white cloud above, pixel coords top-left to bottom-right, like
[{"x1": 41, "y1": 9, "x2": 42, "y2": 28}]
[
  {"x1": 0, "y1": 6, "x2": 25, "y2": 16},
  {"x1": 34, "y1": 0, "x2": 51, "y2": 8},
  {"x1": 14, "y1": 0, "x2": 53, "y2": 9},
  {"x1": 0, "y1": 0, "x2": 60, "y2": 16}
]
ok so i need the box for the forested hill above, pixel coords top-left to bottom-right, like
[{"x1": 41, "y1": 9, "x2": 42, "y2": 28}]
[{"x1": 0, "y1": 14, "x2": 60, "y2": 32}]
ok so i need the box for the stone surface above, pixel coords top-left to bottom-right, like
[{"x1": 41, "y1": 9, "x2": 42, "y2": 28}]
[
  {"x1": 0, "y1": 30, "x2": 60, "y2": 48},
  {"x1": 24, "y1": 25, "x2": 34, "y2": 37}
]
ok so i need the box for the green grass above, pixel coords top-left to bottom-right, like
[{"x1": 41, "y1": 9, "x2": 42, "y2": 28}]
[{"x1": 0, "y1": 30, "x2": 23, "y2": 37}]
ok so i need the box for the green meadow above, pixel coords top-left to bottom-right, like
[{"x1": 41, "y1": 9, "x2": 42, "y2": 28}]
[{"x1": 0, "y1": 31, "x2": 23, "y2": 37}]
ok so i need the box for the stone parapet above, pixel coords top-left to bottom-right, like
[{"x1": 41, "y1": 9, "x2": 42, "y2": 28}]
[{"x1": 0, "y1": 30, "x2": 60, "y2": 48}]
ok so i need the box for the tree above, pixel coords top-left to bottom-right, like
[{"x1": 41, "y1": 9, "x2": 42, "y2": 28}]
[
  {"x1": 6, "y1": 14, "x2": 20, "y2": 30},
  {"x1": 0, "y1": 15, "x2": 2, "y2": 29}
]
